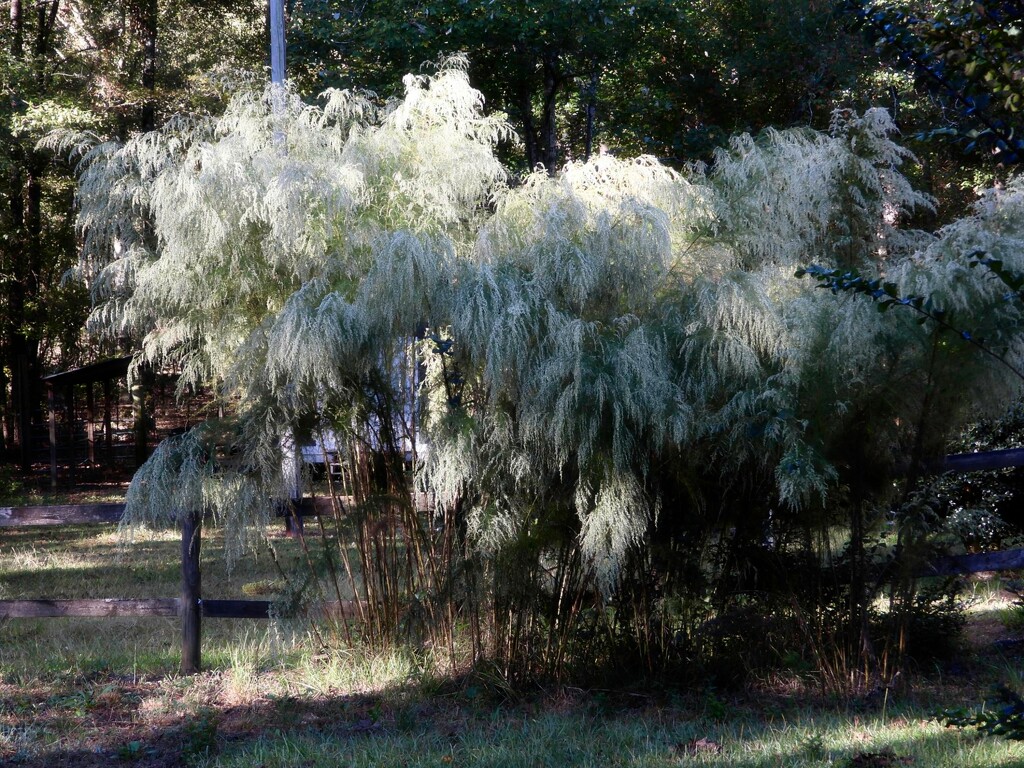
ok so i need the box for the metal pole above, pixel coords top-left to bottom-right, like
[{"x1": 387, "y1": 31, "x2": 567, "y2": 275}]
[
  {"x1": 269, "y1": 0, "x2": 298, "y2": 521},
  {"x1": 269, "y1": 0, "x2": 287, "y2": 146},
  {"x1": 269, "y1": 0, "x2": 286, "y2": 88}
]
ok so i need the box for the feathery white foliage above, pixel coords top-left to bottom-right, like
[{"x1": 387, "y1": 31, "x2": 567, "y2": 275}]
[
  {"x1": 70, "y1": 74, "x2": 1024, "y2": 596},
  {"x1": 882, "y1": 174, "x2": 1024, "y2": 405},
  {"x1": 421, "y1": 155, "x2": 708, "y2": 588},
  {"x1": 73, "y1": 59, "x2": 509, "y2": 528},
  {"x1": 78, "y1": 58, "x2": 506, "y2": 377},
  {"x1": 122, "y1": 430, "x2": 211, "y2": 528},
  {"x1": 349, "y1": 58, "x2": 513, "y2": 234},
  {"x1": 705, "y1": 108, "x2": 933, "y2": 269},
  {"x1": 122, "y1": 427, "x2": 273, "y2": 562},
  {"x1": 577, "y1": 471, "x2": 655, "y2": 595}
]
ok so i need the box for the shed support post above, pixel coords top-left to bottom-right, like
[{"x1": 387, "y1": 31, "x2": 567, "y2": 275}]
[
  {"x1": 132, "y1": 377, "x2": 148, "y2": 468},
  {"x1": 102, "y1": 378, "x2": 112, "y2": 462},
  {"x1": 66, "y1": 385, "x2": 75, "y2": 487},
  {"x1": 47, "y1": 383, "x2": 56, "y2": 490},
  {"x1": 86, "y1": 383, "x2": 95, "y2": 465}
]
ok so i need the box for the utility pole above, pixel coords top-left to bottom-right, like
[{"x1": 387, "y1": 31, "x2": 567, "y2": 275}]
[
  {"x1": 269, "y1": 0, "x2": 285, "y2": 88},
  {"x1": 269, "y1": 0, "x2": 286, "y2": 145},
  {"x1": 268, "y1": 0, "x2": 302, "y2": 532}
]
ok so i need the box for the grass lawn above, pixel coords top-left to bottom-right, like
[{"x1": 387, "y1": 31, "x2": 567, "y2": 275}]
[{"x1": 3, "y1": 513, "x2": 1024, "y2": 767}]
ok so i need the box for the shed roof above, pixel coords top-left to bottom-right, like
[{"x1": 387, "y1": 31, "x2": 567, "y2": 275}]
[{"x1": 42, "y1": 356, "x2": 132, "y2": 387}]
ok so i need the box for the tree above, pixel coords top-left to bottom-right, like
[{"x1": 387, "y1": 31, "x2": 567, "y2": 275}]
[
  {"x1": 1, "y1": 1, "x2": 94, "y2": 465},
  {"x1": 289, "y1": 0, "x2": 873, "y2": 169},
  {"x1": 609, "y1": 0, "x2": 873, "y2": 160},
  {"x1": 848, "y1": 0, "x2": 1024, "y2": 164},
  {"x1": 291, "y1": 0, "x2": 679, "y2": 173},
  {"x1": 0, "y1": 0, "x2": 265, "y2": 466}
]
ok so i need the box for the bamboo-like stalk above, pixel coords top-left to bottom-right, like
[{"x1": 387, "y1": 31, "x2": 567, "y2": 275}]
[{"x1": 315, "y1": 511, "x2": 353, "y2": 647}]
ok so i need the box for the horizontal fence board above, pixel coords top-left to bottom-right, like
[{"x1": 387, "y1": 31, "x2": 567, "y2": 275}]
[
  {"x1": 292, "y1": 497, "x2": 332, "y2": 517},
  {"x1": 201, "y1": 599, "x2": 271, "y2": 619},
  {"x1": 0, "y1": 493, "x2": 435, "y2": 528},
  {"x1": 0, "y1": 503, "x2": 126, "y2": 527},
  {"x1": 201, "y1": 599, "x2": 365, "y2": 619},
  {"x1": 0, "y1": 598, "x2": 178, "y2": 618},
  {"x1": 921, "y1": 548, "x2": 1024, "y2": 577},
  {"x1": 0, "y1": 597, "x2": 366, "y2": 621},
  {"x1": 931, "y1": 447, "x2": 1024, "y2": 474}
]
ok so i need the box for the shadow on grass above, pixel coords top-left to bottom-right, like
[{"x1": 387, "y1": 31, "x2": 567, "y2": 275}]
[
  {"x1": 0, "y1": 524, "x2": 307, "y2": 602},
  {"x1": 7, "y1": 673, "x2": 1024, "y2": 768},
  {"x1": 199, "y1": 700, "x2": 1024, "y2": 768},
  {"x1": 1, "y1": 671, "x2": 417, "y2": 768}
]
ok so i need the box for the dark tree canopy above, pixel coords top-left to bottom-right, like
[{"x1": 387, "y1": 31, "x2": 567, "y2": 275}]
[
  {"x1": 0, "y1": 0, "x2": 264, "y2": 465},
  {"x1": 849, "y1": 0, "x2": 1024, "y2": 164},
  {"x1": 288, "y1": 0, "x2": 870, "y2": 170}
]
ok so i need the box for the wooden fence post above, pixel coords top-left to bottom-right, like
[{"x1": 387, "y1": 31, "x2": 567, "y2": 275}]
[{"x1": 180, "y1": 511, "x2": 202, "y2": 674}]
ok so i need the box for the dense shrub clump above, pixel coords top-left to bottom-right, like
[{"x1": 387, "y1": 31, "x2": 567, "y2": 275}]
[{"x1": 56, "y1": 59, "x2": 1024, "y2": 687}]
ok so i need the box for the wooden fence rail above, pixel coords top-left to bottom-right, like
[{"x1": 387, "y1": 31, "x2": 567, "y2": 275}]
[
  {"x1": 0, "y1": 598, "x2": 179, "y2": 618},
  {"x1": 925, "y1": 548, "x2": 1024, "y2": 577},
  {"x1": 0, "y1": 499, "x2": 331, "y2": 674}
]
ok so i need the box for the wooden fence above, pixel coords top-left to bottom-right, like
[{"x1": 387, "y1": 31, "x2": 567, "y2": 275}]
[
  {"x1": 2, "y1": 448, "x2": 1024, "y2": 674},
  {"x1": 0, "y1": 499, "x2": 336, "y2": 674}
]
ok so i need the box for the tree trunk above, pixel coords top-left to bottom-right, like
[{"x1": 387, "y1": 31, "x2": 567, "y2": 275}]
[
  {"x1": 584, "y1": 68, "x2": 598, "y2": 162},
  {"x1": 2, "y1": 1, "x2": 57, "y2": 469},
  {"x1": 5, "y1": 149, "x2": 41, "y2": 470},
  {"x1": 21, "y1": 153, "x2": 44, "y2": 469},
  {"x1": 540, "y1": 54, "x2": 561, "y2": 175},
  {"x1": 9, "y1": 0, "x2": 22, "y2": 56},
  {"x1": 34, "y1": 0, "x2": 60, "y2": 60},
  {"x1": 140, "y1": 0, "x2": 158, "y2": 130},
  {"x1": 519, "y1": 88, "x2": 540, "y2": 171}
]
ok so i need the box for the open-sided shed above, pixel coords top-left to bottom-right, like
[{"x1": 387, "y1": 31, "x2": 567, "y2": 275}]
[{"x1": 41, "y1": 356, "x2": 145, "y2": 489}]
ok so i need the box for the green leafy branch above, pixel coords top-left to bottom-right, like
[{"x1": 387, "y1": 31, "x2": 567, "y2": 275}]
[
  {"x1": 969, "y1": 254, "x2": 1024, "y2": 303},
  {"x1": 937, "y1": 685, "x2": 1024, "y2": 741},
  {"x1": 795, "y1": 261, "x2": 1024, "y2": 383}
]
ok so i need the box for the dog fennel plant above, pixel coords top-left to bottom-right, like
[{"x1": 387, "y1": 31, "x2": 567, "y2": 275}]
[{"x1": 49, "y1": 57, "x2": 1024, "y2": 675}]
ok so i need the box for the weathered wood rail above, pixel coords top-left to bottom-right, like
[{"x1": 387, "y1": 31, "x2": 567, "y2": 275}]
[
  {"x1": 916, "y1": 447, "x2": 1024, "y2": 574},
  {"x1": 0, "y1": 502, "x2": 128, "y2": 526},
  {"x1": 0, "y1": 498, "x2": 338, "y2": 674},
  {"x1": 924, "y1": 548, "x2": 1024, "y2": 577},
  {"x1": 0, "y1": 598, "x2": 179, "y2": 618}
]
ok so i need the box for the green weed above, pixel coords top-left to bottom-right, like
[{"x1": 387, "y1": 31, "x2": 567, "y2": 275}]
[{"x1": 183, "y1": 707, "x2": 219, "y2": 764}]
